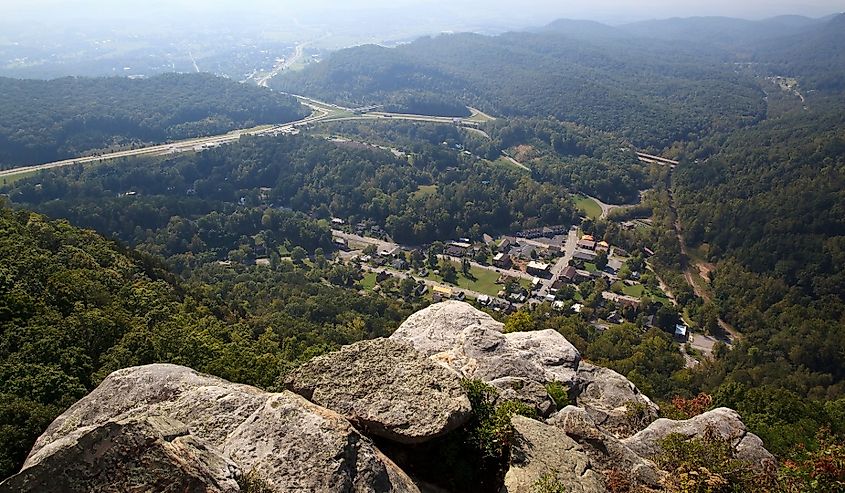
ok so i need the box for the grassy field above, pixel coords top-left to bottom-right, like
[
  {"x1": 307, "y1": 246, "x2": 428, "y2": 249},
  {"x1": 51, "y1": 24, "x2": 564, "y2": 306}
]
[
  {"x1": 621, "y1": 283, "x2": 645, "y2": 297},
  {"x1": 0, "y1": 169, "x2": 39, "y2": 186},
  {"x1": 412, "y1": 184, "x2": 439, "y2": 199},
  {"x1": 574, "y1": 195, "x2": 603, "y2": 220},
  {"x1": 489, "y1": 156, "x2": 530, "y2": 172},
  {"x1": 359, "y1": 271, "x2": 377, "y2": 290},
  {"x1": 424, "y1": 260, "x2": 531, "y2": 297}
]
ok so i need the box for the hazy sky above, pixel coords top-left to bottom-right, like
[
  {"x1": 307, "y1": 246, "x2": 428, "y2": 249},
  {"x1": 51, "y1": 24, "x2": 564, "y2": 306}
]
[{"x1": 6, "y1": 0, "x2": 844, "y2": 25}]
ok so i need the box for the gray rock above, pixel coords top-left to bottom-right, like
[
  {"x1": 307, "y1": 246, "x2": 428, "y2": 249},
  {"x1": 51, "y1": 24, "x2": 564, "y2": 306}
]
[
  {"x1": 490, "y1": 377, "x2": 557, "y2": 418},
  {"x1": 222, "y1": 392, "x2": 420, "y2": 492},
  {"x1": 390, "y1": 300, "x2": 504, "y2": 356},
  {"x1": 16, "y1": 364, "x2": 420, "y2": 493},
  {"x1": 502, "y1": 415, "x2": 607, "y2": 493},
  {"x1": 1, "y1": 416, "x2": 241, "y2": 493},
  {"x1": 393, "y1": 301, "x2": 581, "y2": 386},
  {"x1": 623, "y1": 407, "x2": 776, "y2": 470},
  {"x1": 548, "y1": 406, "x2": 664, "y2": 488},
  {"x1": 572, "y1": 362, "x2": 659, "y2": 437},
  {"x1": 285, "y1": 338, "x2": 471, "y2": 444}
]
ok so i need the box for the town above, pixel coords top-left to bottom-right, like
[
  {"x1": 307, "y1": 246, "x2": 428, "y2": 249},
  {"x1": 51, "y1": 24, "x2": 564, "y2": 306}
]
[{"x1": 322, "y1": 217, "x2": 693, "y2": 345}]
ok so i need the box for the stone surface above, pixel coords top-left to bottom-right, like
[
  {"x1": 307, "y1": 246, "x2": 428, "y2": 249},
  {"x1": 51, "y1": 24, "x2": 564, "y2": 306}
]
[
  {"x1": 490, "y1": 377, "x2": 557, "y2": 418},
  {"x1": 623, "y1": 407, "x2": 776, "y2": 470},
  {"x1": 392, "y1": 301, "x2": 581, "y2": 386},
  {"x1": 502, "y1": 415, "x2": 607, "y2": 493},
  {"x1": 548, "y1": 406, "x2": 664, "y2": 488},
  {"x1": 285, "y1": 338, "x2": 471, "y2": 444},
  {"x1": 10, "y1": 364, "x2": 420, "y2": 493},
  {"x1": 0, "y1": 416, "x2": 241, "y2": 493},
  {"x1": 573, "y1": 362, "x2": 659, "y2": 437},
  {"x1": 390, "y1": 300, "x2": 502, "y2": 356}
]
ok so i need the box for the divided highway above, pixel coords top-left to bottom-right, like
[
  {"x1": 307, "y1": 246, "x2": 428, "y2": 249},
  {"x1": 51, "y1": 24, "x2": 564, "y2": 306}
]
[{"x1": 0, "y1": 96, "x2": 484, "y2": 181}]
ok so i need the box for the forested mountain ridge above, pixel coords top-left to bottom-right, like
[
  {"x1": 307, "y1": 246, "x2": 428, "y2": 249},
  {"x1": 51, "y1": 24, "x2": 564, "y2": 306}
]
[
  {"x1": 277, "y1": 31, "x2": 765, "y2": 149},
  {"x1": 0, "y1": 73, "x2": 307, "y2": 168}
]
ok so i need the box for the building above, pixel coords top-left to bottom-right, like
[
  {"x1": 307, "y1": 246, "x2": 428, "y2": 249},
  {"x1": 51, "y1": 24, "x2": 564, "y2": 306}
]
[
  {"x1": 493, "y1": 252, "x2": 512, "y2": 269},
  {"x1": 446, "y1": 241, "x2": 472, "y2": 257},
  {"x1": 379, "y1": 246, "x2": 401, "y2": 257},
  {"x1": 575, "y1": 269, "x2": 593, "y2": 282},
  {"x1": 498, "y1": 238, "x2": 513, "y2": 252},
  {"x1": 527, "y1": 261, "x2": 552, "y2": 277},
  {"x1": 333, "y1": 238, "x2": 349, "y2": 251},
  {"x1": 596, "y1": 241, "x2": 610, "y2": 252},
  {"x1": 376, "y1": 271, "x2": 392, "y2": 283},
  {"x1": 674, "y1": 323, "x2": 689, "y2": 342},
  {"x1": 477, "y1": 294, "x2": 491, "y2": 306},
  {"x1": 605, "y1": 258, "x2": 624, "y2": 274},
  {"x1": 511, "y1": 244, "x2": 536, "y2": 260},
  {"x1": 433, "y1": 286, "x2": 453, "y2": 298},
  {"x1": 573, "y1": 249, "x2": 597, "y2": 262},
  {"x1": 414, "y1": 284, "x2": 428, "y2": 297},
  {"x1": 560, "y1": 266, "x2": 578, "y2": 283},
  {"x1": 391, "y1": 259, "x2": 408, "y2": 270},
  {"x1": 602, "y1": 291, "x2": 641, "y2": 310},
  {"x1": 577, "y1": 239, "x2": 597, "y2": 251},
  {"x1": 331, "y1": 217, "x2": 345, "y2": 226}
]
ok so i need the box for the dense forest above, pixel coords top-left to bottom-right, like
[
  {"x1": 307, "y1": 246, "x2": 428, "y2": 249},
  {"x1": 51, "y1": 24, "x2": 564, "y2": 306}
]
[
  {"x1": 4, "y1": 133, "x2": 580, "y2": 247},
  {"x1": 320, "y1": 117, "x2": 653, "y2": 204},
  {"x1": 670, "y1": 93, "x2": 845, "y2": 398},
  {"x1": 277, "y1": 29, "x2": 766, "y2": 150},
  {"x1": 0, "y1": 73, "x2": 307, "y2": 168},
  {"x1": 0, "y1": 204, "x2": 420, "y2": 479}
]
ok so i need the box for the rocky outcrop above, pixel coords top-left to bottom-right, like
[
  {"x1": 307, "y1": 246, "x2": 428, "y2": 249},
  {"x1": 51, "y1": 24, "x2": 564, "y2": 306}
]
[
  {"x1": 391, "y1": 301, "x2": 581, "y2": 389},
  {"x1": 390, "y1": 300, "x2": 501, "y2": 356},
  {"x1": 503, "y1": 415, "x2": 607, "y2": 493},
  {"x1": 623, "y1": 407, "x2": 776, "y2": 470},
  {"x1": 490, "y1": 377, "x2": 557, "y2": 418},
  {"x1": 548, "y1": 406, "x2": 664, "y2": 488},
  {"x1": 285, "y1": 338, "x2": 471, "y2": 444},
  {"x1": 0, "y1": 416, "x2": 241, "y2": 493},
  {"x1": 573, "y1": 362, "x2": 660, "y2": 437},
  {"x1": 4, "y1": 364, "x2": 419, "y2": 493},
  {"x1": 2, "y1": 302, "x2": 777, "y2": 493}
]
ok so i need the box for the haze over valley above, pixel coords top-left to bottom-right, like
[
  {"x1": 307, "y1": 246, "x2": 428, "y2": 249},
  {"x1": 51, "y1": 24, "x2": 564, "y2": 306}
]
[{"x1": 1, "y1": 2, "x2": 844, "y2": 492}]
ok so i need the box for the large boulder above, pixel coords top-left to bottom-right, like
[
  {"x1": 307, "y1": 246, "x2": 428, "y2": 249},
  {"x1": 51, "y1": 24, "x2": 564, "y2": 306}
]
[
  {"x1": 572, "y1": 362, "x2": 659, "y2": 437},
  {"x1": 548, "y1": 406, "x2": 664, "y2": 489},
  {"x1": 0, "y1": 416, "x2": 241, "y2": 493},
  {"x1": 391, "y1": 301, "x2": 581, "y2": 387},
  {"x1": 502, "y1": 416, "x2": 606, "y2": 493},
  {"x1": 8, "y1": 364, "x2": 419, "y2": 493},
  {"x1": 285, "y1": 338, "x2": 472, "y2": 444},
  {"x1": 623, "y1": 407, "x2": 776, "y2": 470},
  {"x1": 390, "y1": 300, "x2": 501, "y2": 356}
]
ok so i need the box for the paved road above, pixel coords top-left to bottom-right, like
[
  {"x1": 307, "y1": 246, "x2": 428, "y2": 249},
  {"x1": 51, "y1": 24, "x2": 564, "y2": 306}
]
[
  {"x1": 0, "y1": 103, "x2": 330, "y2": 180},
  {"x1": 539, "y1": 227, "x2": 579, "y2": 297},
  {"x1": 584, "y1": 195, "x2": 627, "y2": 219},
  {"x1": 0, "y1": 95, "x2": 490, "y2": 181}
]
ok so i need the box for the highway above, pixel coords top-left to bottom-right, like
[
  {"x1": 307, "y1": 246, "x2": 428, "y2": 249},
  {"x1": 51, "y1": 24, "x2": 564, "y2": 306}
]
[{"x1": 0, "y1": 96, "x2": 485, "y2": 181}]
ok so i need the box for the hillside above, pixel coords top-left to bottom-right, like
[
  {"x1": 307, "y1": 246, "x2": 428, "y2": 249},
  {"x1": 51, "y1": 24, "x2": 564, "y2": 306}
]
[
  {"x1": 0, "y1": 73, "x2": 307, "y2": 168},
  {"x1": 277, "y1": 31, "x2": 765, "y2": 150},
  {"x1": 0, "y1": 203, "x2": 417, "y2": 479}
]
